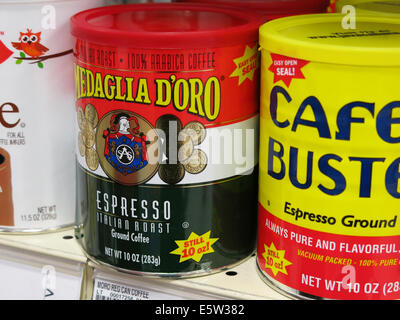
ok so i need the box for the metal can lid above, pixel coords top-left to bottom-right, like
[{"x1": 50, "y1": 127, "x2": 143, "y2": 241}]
[
  {"x1": 336, "y1": 0, "x2": 400, "y2": 17},
  {"x1": 259, "y1": 13, "x2": 400, "y2": 66},
  {"x1": 70, "y1": 3, "x2": 262, "y2": 49},
  {"x1": 175, "y1": 0, "x2": 330, "y2": 17}
]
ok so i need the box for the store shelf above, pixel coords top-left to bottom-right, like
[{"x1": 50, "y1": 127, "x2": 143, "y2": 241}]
[
  {"x1": 0, "y1": 228, "x2": 287, "y2": 300},
  {"x1": 0, "y1": 229, "x2": 85, "y2": 263},
  {"x1": 0, "y1": 230, "x2": 84, "y2": 300}
]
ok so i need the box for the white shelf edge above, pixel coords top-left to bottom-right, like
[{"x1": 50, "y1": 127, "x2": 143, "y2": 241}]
[{"x1": 0, "y1": 228, "x2": 287, "y2": 300}]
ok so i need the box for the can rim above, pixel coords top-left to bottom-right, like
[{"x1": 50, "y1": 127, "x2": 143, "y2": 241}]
[
  {"x1": 80, "y1": 242, "x2": 255, "y2": 280},
  {"x1": 336, "y1": 0, "x2": 400, "y2": 16},
  {"x1": 70, "y1": 3, "x2": 262, "y2": 49},
  {"x1": 259, "y1": 13, "x2": 400, "y2": 66}
]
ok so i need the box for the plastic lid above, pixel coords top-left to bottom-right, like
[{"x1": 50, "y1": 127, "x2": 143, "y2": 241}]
[
  {"x1": 176, "y1": 0, "x2": 330, "y2": 14},
  {"x1": 259, "y1": 13, "x2": 400, "y2": 66},
  {"x1": 337, "y1": 0, "x2": 400, "y2": 16},
  {"x1": 70, "y1": 3, "x2": 262, "y2": 48}
]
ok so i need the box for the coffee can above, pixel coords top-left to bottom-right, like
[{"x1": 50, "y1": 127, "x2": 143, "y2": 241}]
[
  {"x1": 71, "y1": 3, "x2": 260, "y2": 277},
  {"x1": 258, "y1": 13, "x2": 400, "y2": 299},
  {"x1": 0, "y1": 0, "x2": 104, "y2": 233}
]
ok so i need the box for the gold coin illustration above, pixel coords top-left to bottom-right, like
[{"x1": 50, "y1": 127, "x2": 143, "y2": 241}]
[
  {"x1": 85, "y1": 147, "x2": 99, "y2": 171},
  {"x1": 178, "y1": 131, "x2": 194, "y2": 163},
  {"x1": 78, "y1": 132, "x2": 86, "y2": 157},
  {"x1": 85, "y1": 103, "x2": 99, "y2": 128},
  {"x1": 158, "y1": 163, "x2": 185, "y2": 185},
  {"x1": 77, "y1": 106, "x2": 85, "y2": 131},
  {"x1": 183, "y1": 121, "x2": 206, "y2": 145},
  {"x1": 82, "y1": 119, "x2": 95, "y2": 148},
  {"x1": 184, "y1": 149, "x2": 207, "y2": 174}
]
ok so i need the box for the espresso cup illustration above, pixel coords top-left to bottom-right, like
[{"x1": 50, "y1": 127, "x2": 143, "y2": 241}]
[{"x1": 0, "y1": 148, "x2": 14, "y2": 226}]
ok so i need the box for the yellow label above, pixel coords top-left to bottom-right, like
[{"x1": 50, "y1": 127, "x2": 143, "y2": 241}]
[
  {"x1": 230, "y1": 45, "x2": 259, "y2": 85},
  {"x1": 259, "y1": 49, "x2": 400, "y2": 237},
  {"x1": 262, "y1": 242, "x2": 292, "y2": 276},
  {"x1": 170, "y1": 231, "x2": 219, "y2": 263}
]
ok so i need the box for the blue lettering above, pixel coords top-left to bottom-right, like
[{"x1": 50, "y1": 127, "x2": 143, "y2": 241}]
[
  {"x1": 289, "y1": 147, "x2": 313, "y2": 189},
  {"x1": 385, "y1": 158, "x2": 400, "y2": 198},
  {"x1": 268, "y1": 137, "x2": 285, "y2": 180},
  {"x1": 292, "y1": 96, "x2": 331, "y2": 138},
  {"x1": 318, "y1": 154, "x2": 346, "y2": 196},
  {"x1": 270, "y1": 86, "x2": 291, "y2": 128},
  {"x1": 349, "y1": 157, "x2": 385, "y2": 198},
  {"x1": 376, "y1": 101, "x2": 400, "y2": 143},
  {"x1": 336, "y1": 102, "x2": 375, "y2": 141}
]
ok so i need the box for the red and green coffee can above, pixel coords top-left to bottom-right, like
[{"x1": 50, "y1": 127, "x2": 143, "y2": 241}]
[{"x1": 71, "y1": 3, "x2": 261, "y2": 277}]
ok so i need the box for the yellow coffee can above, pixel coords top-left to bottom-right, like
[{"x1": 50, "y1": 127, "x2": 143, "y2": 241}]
[
  {"x1": 336, "y1": 0, "x2": 400, "y2": 16},
  {"x1": 257, "y1": 13, "x2": 400, "y2": 300}
]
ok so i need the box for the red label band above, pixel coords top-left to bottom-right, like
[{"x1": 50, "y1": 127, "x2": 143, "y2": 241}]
[
  {"x1": 257, "y1": 203, "x2": 400, "y2": 299},
  {"x1": 74, "y1": 40, "x2": 259, "y2": 128}
]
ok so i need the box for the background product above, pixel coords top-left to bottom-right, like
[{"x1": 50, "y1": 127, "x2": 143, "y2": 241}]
[
  {"x1": 0, "y1": 0, "x2": 103, "y2": 232},
  {"x1": 72, "y1": 3, "x2": 260, "y2": 277},
  {"x1": 327, "y1": 0, "x2": 337, "y2": 12},
  {"x1": 174, "y1": 0, "x2": 331, "y2": 20},
  {"x1": 336, "y1": 0, "x2": 400, "y2": 16},
  {"x1": 257, "y1": 13, "x2": 400, "y2": 299}
]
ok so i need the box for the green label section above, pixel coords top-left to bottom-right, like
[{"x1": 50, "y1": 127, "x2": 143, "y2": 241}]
[{"x1": 75, "y1": 165, "x2": 258, "y2": 274}]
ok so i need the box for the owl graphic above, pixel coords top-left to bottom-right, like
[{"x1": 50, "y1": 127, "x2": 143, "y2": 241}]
[{"x1": 11, "y1": 29, "x2": 49, "y2": 58}]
